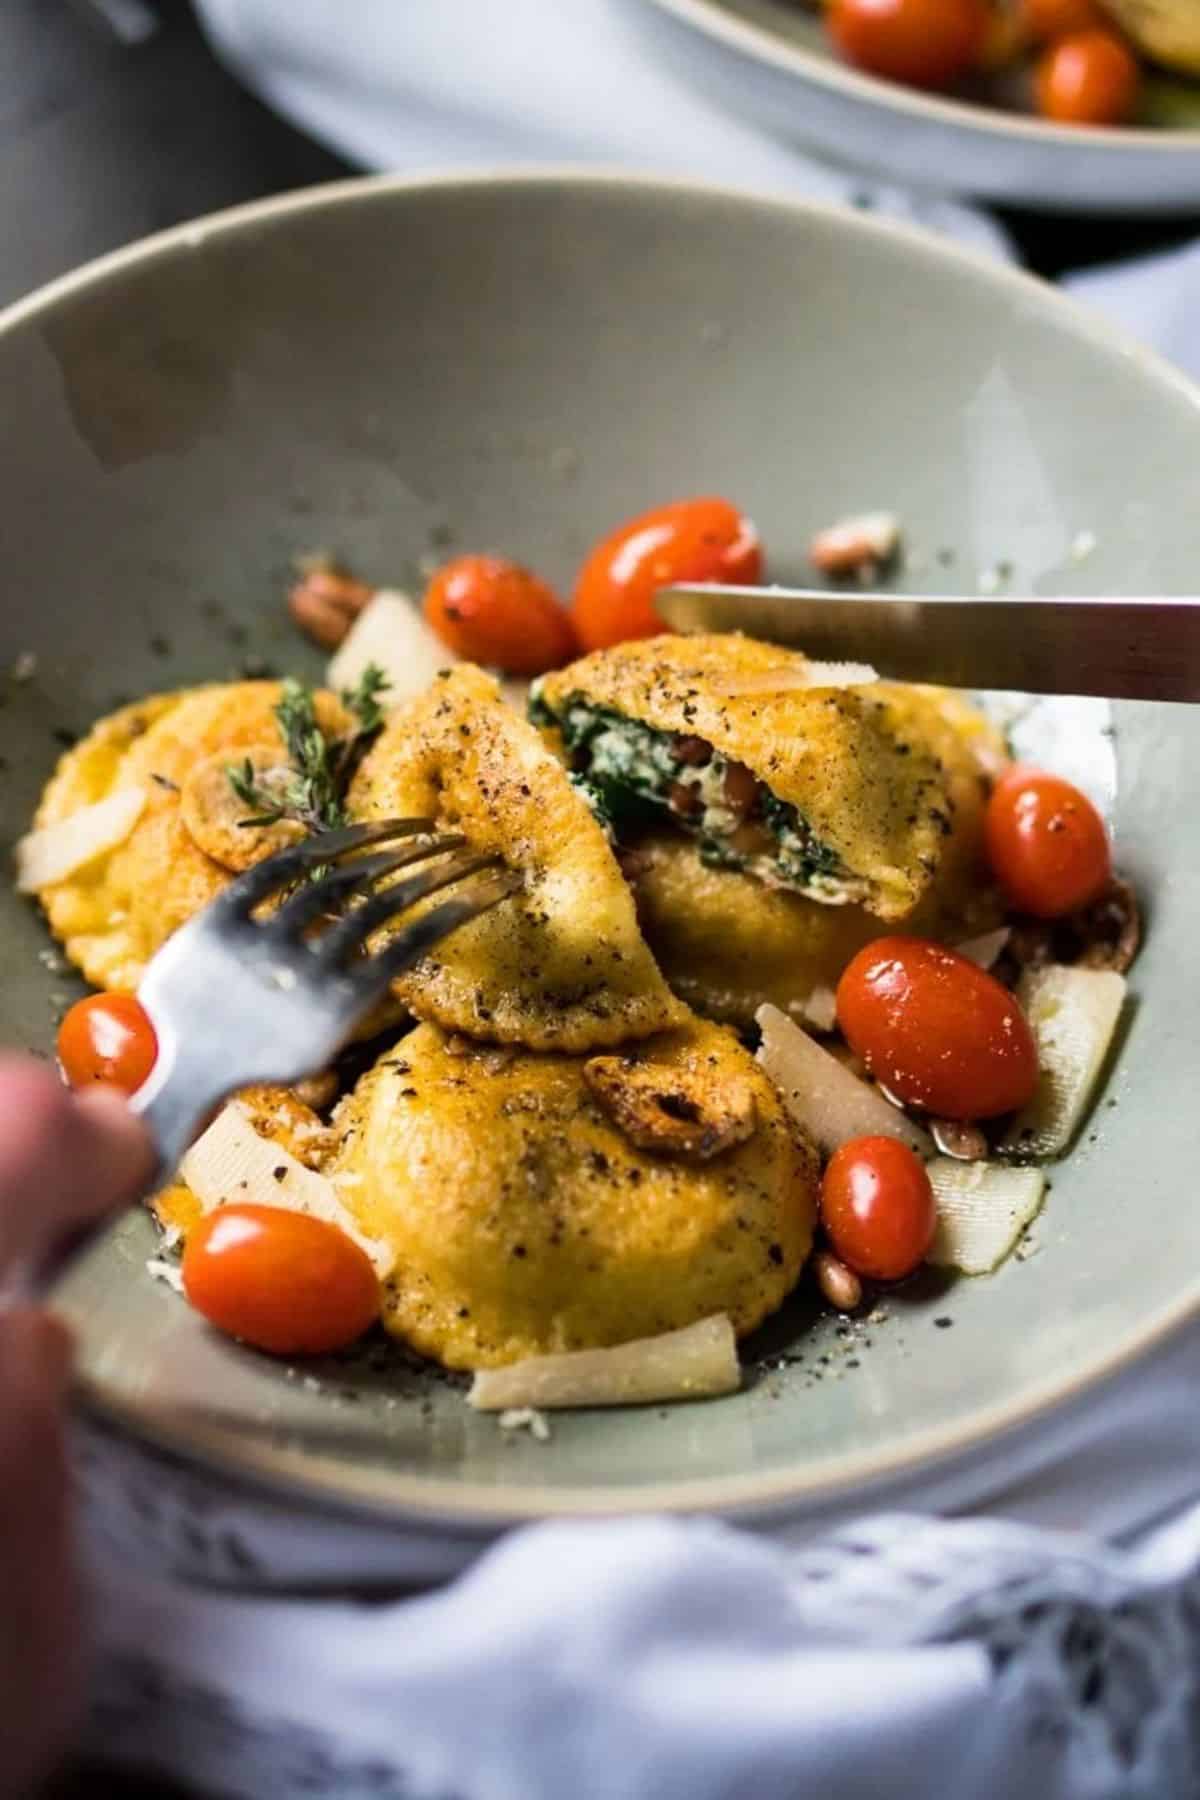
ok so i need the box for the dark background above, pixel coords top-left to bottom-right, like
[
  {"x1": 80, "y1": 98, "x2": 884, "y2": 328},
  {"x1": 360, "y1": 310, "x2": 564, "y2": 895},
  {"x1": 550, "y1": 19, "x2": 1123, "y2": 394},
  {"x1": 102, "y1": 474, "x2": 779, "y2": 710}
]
[{"x1": 10, "y1": 1, "x2": 1198, "y2": 1794}]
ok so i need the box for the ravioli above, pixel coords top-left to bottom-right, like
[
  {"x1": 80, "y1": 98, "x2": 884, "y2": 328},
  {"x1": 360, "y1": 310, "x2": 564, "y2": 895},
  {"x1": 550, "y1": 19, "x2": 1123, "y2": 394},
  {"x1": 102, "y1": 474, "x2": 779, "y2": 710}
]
[
  {"x1": 624, "y1": 683, "x2": 1004, "y2": 1026},
  {"x1": 347, "y1": 664, "x2": 683, "y2": 1050},
  {"x1": 533, "y1": 635, "x2": 964, "y2": 920},
  {"x1": 328, "y1": 1019, "x2": 818, "y2": 1369},
  {"x1": 31, "y1": 682, "x2": 348, "y2": 992}
]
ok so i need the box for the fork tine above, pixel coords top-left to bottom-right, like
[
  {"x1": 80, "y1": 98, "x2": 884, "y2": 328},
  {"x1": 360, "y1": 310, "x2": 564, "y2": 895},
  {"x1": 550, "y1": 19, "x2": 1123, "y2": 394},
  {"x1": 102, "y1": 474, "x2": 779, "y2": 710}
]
[
  {"x1": 354, "y1": 871, "x2": 523, "y2": 994},
  {"x1": 217, "y1": 818, "x2": 436, "y2": 918},
  {"x1": 316, "y1": 848, "x2": 510, "y2": 967},
  {"x1": 268, "y1": 836, "x2": 468, "y2": 937}
]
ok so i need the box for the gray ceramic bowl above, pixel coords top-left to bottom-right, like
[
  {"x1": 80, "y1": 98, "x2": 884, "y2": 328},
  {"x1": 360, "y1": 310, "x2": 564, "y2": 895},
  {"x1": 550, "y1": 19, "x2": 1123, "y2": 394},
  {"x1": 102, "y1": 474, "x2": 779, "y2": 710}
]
[
  {"x1": 2, "y1": 171, "x2": 1200, "y2": 1538},
  {"x1": 635, "y1": 0, "x2": 1200, "y2": 214}
]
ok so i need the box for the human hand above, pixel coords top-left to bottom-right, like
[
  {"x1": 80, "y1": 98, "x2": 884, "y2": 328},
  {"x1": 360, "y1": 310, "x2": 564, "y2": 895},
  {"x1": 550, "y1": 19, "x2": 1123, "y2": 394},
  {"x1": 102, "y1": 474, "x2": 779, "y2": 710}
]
[{"x1": 0, "y1": 1057, "x2": 153, "y2": 1796}]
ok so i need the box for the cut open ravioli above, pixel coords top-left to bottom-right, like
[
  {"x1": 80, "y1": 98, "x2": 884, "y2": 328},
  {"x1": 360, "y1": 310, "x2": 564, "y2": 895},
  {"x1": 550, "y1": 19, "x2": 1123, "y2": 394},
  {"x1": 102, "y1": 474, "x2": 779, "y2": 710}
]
[
  {"x1": 348, "y1": 664, "x2": 683, "y2": 1049},
  {"x1": 533, "y1": 635, "x2": 979, "y2": 921}
]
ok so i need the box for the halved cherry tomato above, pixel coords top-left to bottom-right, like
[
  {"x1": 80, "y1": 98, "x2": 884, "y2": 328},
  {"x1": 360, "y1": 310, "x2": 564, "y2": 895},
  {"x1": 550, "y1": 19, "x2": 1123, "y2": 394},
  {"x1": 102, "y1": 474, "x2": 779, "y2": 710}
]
[
  {"x1": 423, "y1": 554, "x2": 578, "y2": 675},
  {"x1": 57, "y1": 993, "x2": 157, "y2": 1095},
  {"x1": 985, "y1": 766, "x2": 1111, "y2": 918},
  {"x1": 827, "y1": 0, "x2": 989, "y2": 90},
  {"x1": 182, "y1": 1204, "x2": 380, "y2": 1356},
  {"x1": 1035, "y1": 29, "x2": 1140, "y2": 125},
  {"x1": 820, "y1": 1135, "x2": 936, "y2": 1282},
  {"x1": 573, "y1": 497, "x2": 762, "y2": 653},
  {"x1": 1018, "y1": 0, "x2": 1106, "y2": 42},
  {"x1": 836, "y1": 936, "x2": 1038, "y2": 1120}
]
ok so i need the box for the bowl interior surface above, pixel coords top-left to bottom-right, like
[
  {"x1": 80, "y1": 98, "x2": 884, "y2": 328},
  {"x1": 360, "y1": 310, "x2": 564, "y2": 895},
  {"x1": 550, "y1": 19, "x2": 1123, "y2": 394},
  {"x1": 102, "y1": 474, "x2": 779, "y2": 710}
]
[{"x1": 2, "y1": 172, "x2": 1200, "y2": 1525}]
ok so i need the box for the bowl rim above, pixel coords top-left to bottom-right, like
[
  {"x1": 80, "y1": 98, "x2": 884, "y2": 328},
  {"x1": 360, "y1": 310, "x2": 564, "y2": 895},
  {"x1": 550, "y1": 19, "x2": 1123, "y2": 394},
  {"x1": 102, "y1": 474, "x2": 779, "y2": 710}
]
[
  {"x1": 15, "y1": 163, "x2": 1200, "y2": 1529},
  {"x1": 645, "y1": 0, "x2": 1200, "y2": 154}
]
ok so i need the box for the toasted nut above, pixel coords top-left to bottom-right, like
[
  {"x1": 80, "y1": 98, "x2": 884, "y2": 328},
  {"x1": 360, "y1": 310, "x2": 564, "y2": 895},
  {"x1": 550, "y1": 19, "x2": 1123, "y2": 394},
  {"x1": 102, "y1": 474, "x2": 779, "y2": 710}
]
[
  {"x1": 809, "y1": 511, "x2": 901, "y2": 580},
  {"x1": 292, "y1": 1070, "x2": 339, "y2": 1113},
  {"x1": 668, "y1": 779, "x2": 703, "y2": 819},
  {"x1": 180, "y1": 747, "x2": 303, "y2": 872},
  {"x1": 583, "y1": 1051, "x2": 758, "y2": 1161},
  {"x1": 672, "y1": 734, "x2": 712, "y2": 767},
  {"x1": 814, "y1": 1250, "x2": 863, "y2": 1313},
  {"x1": 722, "y1": 758, "x2": 761, "y2": 821},
  {"x1": 289, "y1": 565, "x2": 374, "y2": 650},
  {"x1": 1074, "y1": 876, "x2": 1141, "y2": 974},
  {"x1": 931, "y1": 1117, "x2": 989, "y2": 1162}
]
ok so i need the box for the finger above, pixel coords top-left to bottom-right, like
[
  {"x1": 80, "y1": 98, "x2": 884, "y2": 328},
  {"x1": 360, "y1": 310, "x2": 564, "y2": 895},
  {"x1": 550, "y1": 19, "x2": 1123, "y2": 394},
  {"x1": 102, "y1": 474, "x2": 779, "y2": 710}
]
[
  {"x1": 0, "y1": 1057, "x2": 154, "y2": 1275},
  {"x1": 0, "y1": 1309, "x2": 84, "y2": 1793}
]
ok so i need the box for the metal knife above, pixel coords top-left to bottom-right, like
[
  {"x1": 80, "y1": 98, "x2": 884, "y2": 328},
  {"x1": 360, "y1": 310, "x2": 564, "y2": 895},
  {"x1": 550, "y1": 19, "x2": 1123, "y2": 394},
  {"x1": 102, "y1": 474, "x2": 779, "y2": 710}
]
[{"x1": 656, "y1": 585, "x2": 1200, "y2": 703}]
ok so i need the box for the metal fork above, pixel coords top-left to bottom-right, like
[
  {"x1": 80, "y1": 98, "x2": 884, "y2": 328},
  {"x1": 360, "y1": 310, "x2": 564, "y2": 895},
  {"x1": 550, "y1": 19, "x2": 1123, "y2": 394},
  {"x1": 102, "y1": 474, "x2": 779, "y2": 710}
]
[{"x1": 128, "y1": 816, "x2": 518, "y2": 1183}]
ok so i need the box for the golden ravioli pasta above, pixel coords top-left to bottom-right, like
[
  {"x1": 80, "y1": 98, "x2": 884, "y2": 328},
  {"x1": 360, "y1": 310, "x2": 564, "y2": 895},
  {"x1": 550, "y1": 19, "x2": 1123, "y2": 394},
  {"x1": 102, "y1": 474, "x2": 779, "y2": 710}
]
[
  {"x1": 328, "y1": 1019, "x2": 818, "y2": 1369},
  {"x1": 347, "y1": 664, "x2": 683, "y2": 1051},
  {"x1": 533, "y1": 635, "x2": 963, "y2": 920},
  {"x1": 32, "y1": 682, "x2": 349, "y2": 992},
  {"x1": 624, "y1": 683, "x2": 1004, "y2": 1027}
]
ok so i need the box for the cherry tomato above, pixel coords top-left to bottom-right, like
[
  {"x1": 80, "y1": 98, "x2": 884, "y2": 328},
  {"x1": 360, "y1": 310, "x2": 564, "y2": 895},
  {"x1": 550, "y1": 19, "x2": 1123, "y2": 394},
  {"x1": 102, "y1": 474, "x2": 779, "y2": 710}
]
[
  {"x1": 423, "y1": 554, "x2": 578, "y2": 676},
  {"x1": 836, "y1": 936, "x2": 1038, "y2": 1120},
  {"x1": 182, "y1": 1204, "x2": 380, "y2": 1356},
  {"x1": 1018, "y1": 0, "x2": 1106, "y2": 42},
  {"x1": 827, "y1": 0, "x2": 988, "y2": 90},
  {"x1": 985, "y1": 766, "x2": 1111, "y2": 918},
  {"x1": 1035, "y1": 29, "x2": 1139, "y2": 125},
  {"x1": 57, "y1": 993, "x2": 157, "y2": 1095},
  {"x1": 573, "y1": 497, "x2": 762, "y2": 653},
  {"x1": 821, "y1": 1135, "x2": 936, "y2": 1282}
]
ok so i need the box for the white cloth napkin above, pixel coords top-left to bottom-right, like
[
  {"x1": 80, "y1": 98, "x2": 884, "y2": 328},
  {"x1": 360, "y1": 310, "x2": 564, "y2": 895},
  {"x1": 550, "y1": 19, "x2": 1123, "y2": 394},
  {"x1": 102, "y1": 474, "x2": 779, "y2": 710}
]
[{"x1": 76, "y1": 2, "x2": 1200, "y2": 1792}]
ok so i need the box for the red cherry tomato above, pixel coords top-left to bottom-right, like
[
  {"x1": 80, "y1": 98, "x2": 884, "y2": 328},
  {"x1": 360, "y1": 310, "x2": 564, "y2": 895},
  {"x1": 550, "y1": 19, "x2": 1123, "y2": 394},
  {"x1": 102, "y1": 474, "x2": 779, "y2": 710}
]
[
  {"x1": 423, "y1": 554, "x2": 578, "y2": 675},
  {"x1": 573, "y1": 497, "x2": 762, "y2": 652},
  {"x1": 827, "y1": 0, "x2": 988, "y2": 89},
  {"x1": 836, "y1": 936, "x2": 1038, "y2": 1120},
  {"x1": 1035, "y1": 29, "x2": 1140, "y2": 125},
  {"x1": 57, "y1": 993, "x2": 158, "y2": 1095},
  {"x1": 820, "y1": 1135, "x2": 936, "y2": 1281},
  {"x1": 985, "y1": 766, "x2": 1111, "y2": 918},
  {"x1": 182, "y1": 1204, "x2": 380, "y2": 1356}
]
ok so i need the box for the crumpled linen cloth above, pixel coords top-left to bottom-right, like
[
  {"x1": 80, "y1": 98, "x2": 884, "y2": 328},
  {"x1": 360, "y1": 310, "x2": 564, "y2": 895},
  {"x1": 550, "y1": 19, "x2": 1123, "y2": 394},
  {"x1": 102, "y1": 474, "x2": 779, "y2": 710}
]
[{"x1": 75, "y1": 2, "x2": 1200, "y2": 1793}]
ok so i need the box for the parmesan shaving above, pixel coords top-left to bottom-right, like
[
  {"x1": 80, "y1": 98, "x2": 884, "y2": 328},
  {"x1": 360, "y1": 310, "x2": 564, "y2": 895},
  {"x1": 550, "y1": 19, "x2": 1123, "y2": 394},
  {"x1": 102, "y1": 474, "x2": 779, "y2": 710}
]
[
  {"x1": 15, "y1": 787, "x2": 146, "y2": 892},
  {"x1": 999, "y1": 964, "x2": 1126, "y2": 1159},
  {"x1": 799, "y1": 984, "x2": 838, "y2": 1034},
  {"x1": 955, "y1": 928, "x2": 1010, "y2": 971},
  {"x1": 146, "y1": 1257, "x2": 185, "y2": 1294},
  {"x1": 180, "y1": 1102, "x2": 395, "y2": 1276},
  {"x1": 714, "y1": 661, "x2": 878, "y2": 697},
  {"x1": 327, "y1": 590, "x2": 457, "y2": 701},
  {"x1": 927, "y1": 1159, "x2": 1046, "y2": 1275},
  {"x1": 755, "y1": 1004, "x2": 931, "y2": 1157},
  {"x1": 468, "y1": 1314, "x2": 739, "y2": 1411}
]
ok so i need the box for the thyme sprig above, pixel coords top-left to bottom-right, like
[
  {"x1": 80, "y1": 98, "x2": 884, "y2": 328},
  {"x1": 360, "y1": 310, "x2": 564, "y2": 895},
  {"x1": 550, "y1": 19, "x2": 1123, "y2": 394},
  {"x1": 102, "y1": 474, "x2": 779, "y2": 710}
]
[{"x1": 227, "y1": 665, "x2": 391, "y2": 834}]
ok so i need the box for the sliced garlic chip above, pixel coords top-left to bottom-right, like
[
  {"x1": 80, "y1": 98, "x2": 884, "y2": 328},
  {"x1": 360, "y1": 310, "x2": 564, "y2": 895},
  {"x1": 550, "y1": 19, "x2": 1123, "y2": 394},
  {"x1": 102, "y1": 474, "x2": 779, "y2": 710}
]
[
  {"x1": 180, "y1": 1101, "x2": 394, "y2": 1276},
  {"x1": 927, "y1": 1159, "x2": 1046, "y2": 1276},
  {"x1": 16, "y1": 787, "x2": 146, "y2": 892},
  {"x1": 1000, "y1": 964, "x2": 1126, "y2": 1159},
  {"x1": 755, "y1": 1003, "x2": 931, "y2": 1157},
  {"x1": 468, "y1": 1314, "x2": 739, "y2": 1411}
]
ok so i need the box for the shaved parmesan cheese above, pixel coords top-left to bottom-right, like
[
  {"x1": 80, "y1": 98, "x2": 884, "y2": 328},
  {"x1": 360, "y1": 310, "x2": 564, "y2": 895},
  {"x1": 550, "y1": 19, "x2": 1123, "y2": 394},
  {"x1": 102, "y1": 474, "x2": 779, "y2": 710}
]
[
  {"x1": 146, "y1": 1256, "x2": 184, "y2": 1294},
  {"x1": 468, "y1": 1314, "x2": 738, "y2": 1411},
  {"x1": 809, "y1": 510, "x2": 901, "y2": 578},
  {"x1": 1000, "y1": 964, "x2": 1126, "y2": 1159},
  {"x1": 799, "y1": 984, "x2": 838, "y2": 1034},
  {"x1": 180, "y1": 1102, "x2": 395, "y2": 1276},
  {"x1": 15, "y1": 787, "x2": 146, "y2": 892},
  {"x1": 756, "y1": 1004, "x2": 931, "y2": 1157},
  {"x1": 927, "y1": 1159, "x2": 1046, "y2": 1275},
  {"x1": 955, "y1": 928, "x2": 1010, "y2": 971},
  {"x1": 714, "y1": 661, "x2": 878, "y2": 697},
  {"x1": 327, "y1": 590, "x2": 456, "y2": 702}
]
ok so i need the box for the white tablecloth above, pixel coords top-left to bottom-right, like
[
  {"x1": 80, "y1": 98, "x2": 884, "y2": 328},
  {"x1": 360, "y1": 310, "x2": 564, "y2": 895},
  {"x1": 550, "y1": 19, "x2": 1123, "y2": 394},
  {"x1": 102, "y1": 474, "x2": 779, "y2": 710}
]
[{"x1": 78, "y1": 4, "x2": 1200, "y2": 1793}]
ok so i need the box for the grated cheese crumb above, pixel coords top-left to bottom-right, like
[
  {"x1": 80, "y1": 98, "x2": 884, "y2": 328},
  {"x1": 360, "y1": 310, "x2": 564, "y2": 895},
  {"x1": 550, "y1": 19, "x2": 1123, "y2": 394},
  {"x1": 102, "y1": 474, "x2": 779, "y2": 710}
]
[
  {"x1": 146, "y1": 1257, "x2": 184, "y2": 1294},
  {"x1": 498, "y1": 1407, "x2": 552, "y2": 1441}
]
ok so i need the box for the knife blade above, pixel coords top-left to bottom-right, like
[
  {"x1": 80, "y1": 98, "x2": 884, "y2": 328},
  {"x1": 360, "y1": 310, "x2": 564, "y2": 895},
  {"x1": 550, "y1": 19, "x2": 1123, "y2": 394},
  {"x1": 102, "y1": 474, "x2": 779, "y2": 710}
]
[{"x1": 656, "y1": 585, "x2": 1200, "y2": 703}]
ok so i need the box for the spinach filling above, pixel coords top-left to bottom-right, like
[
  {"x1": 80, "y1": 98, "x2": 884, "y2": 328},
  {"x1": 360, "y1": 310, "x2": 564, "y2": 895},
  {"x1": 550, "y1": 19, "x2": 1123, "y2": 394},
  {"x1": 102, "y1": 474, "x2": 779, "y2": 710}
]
[{"x1": 529, "y1": 690, "x2": 852, "y2": 896}]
